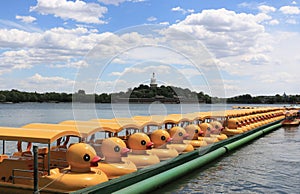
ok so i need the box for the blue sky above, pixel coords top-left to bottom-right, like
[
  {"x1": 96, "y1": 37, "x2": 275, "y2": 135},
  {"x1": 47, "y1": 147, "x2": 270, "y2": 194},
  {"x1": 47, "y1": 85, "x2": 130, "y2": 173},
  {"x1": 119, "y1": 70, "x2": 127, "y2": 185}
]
[{"x1": 0, "y1": 0, "x2": 300, "y2": 97}]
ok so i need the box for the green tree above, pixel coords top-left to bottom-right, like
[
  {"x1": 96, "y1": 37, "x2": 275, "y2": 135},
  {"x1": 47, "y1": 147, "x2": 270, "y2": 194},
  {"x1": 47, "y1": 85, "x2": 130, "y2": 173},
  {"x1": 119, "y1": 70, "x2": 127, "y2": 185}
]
[{"x1": 0, "y1": 94, "x2": 6, "y2": 102}]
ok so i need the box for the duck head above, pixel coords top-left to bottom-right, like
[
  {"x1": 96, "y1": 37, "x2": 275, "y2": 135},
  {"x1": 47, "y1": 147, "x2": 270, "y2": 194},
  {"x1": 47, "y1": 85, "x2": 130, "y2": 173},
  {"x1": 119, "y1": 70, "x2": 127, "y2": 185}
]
[
  {"x1": 168, "y1": 126, "x2": 189, "y2": 143},
  {"x1": 210, "y1": 121, "x2": 224, "y2": 134},
  {"x1": 199, "y1": 123, "x2": 213, "y2": 136},
  {"x1": 150, "y1": 129, "x2": 172, "y2": 148},
  {"x1": 66, "y1": 143, "x2": 101, "y2": 173},
  {"x1": 227, "y1": 118, "x2": 242, "y2": 129},
  {"x1": 127, "y1": 133, "x2": 154, "y2": 151},
  {"x1": 184, "y1": 124, "x2": 202, "y2": 140},
  {"x1": 101, "y1": 137, "x2": 130, "y2": 162}
]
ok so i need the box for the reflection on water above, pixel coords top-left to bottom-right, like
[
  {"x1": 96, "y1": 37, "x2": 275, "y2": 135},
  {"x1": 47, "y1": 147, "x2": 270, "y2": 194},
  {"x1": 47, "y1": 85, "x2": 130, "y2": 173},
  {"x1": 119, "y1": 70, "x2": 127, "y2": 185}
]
[
  {"x1": 159, "y1": 126, "x2": 300, "y2": 194},
  {"x1": 0, "y1": 102, "x2": 299, "y2": 193}
]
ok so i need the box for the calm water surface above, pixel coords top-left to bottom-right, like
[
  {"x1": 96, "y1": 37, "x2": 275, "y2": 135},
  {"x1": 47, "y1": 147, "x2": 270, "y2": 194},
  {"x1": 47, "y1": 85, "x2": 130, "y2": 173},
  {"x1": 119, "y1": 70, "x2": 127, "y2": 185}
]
[
  {"x1": 0, "y1": 102, "x2": 299, "y2": 193},
  {"x1": 159, "y1": 126, "x2": 300, "y2": 194}
]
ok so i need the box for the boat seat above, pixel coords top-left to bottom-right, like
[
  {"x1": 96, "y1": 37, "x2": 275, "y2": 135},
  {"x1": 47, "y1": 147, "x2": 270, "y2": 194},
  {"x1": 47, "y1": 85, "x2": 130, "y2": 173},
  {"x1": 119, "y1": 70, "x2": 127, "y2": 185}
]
[
  {"x1": 0, "y1": 154, "x2": 9, "y2": 162},
  {"x1": 21, "y1": 151, "x2": 33, "y2": 157},
  {"x1": 38, "y1": 147, "x2": 48, "y2": 155},
  {"x1": 118, "y1": 136, "x2": 127, "y2": 140},
  {"x1": 12, "y1": 151, "x2": 22, "y2": 157},
  {"x1": 95, "y1": 139, "x2": 103, "y2": 144},
  {"x1": 50, "y1": 146, "x2": 67, "y2": 152}
]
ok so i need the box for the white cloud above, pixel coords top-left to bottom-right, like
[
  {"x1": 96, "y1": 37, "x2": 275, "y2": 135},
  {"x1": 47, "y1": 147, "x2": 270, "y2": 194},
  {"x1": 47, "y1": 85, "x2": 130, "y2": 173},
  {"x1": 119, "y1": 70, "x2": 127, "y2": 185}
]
[
  {"x1": 159, "y1": 22, "x2": 170, "y2": 25},
  {"x1": 257, "y1": 72, "x2": 295, "y2": 84},
  {"x1": 109, "y1": 65, "x2": 171, "y2": 77},
  {"x1": 20, "y1": 73, "x2": 75, "y2": 92},
  {"x1": 170, "y1": 8, "x2": 270, "y2": 58},
  {"x1": 255, "y1": 13, "x2": 272, "y2": 23},
  {"x1": 0, "y1": 27, "x2": 113, "y2": 75},
  {"x1": 0, "y1": 19, "x2": 41, "y2": 32},
  {"x1": 241, "y1": 54, "x2": 270, "y2": 64},
  {"x1": 258, "y1": 5, "x2": 276, "y2": 13},
  {"x1": 29, "y1": 73, "x2": 71, "y2": 83},
  {"x1": 30, "y1": 0, "x2": 108, "y2": 24},
  {"x1": 171, "y1": 6, "x2": 194, "y2": 15},
  {"x1": 97, "y1": 0, "x2": 145, "y2": 6},
  {"x1": 147, "y1": 16, "x2": 157, "y2": 22},
  {"x1": 292, "y1": 1, "x2": 297, "y2": 5},
  {"x1": 279, "y1": 6, "x2": 300, "y2": 15},
  {"x1": 268, "y1": 19, "x2": 279, "y2": 25},
  {"x1": 103, "y1": 64, "x2": 207, "y2": 94},
  {"x1": 0, "y1": 27, "x2": 112, "y2": 50},
  {"x1": 286, "y1": 19, "x2": 297, "y2": 24},
  {"x1": 49, "y1": 60, "x2": 89, "y2": 68},
  {"x1": 15, "y1": 15, "x2": 37, "y2": 23},
  {"x1": 98, "y1": 0, "x2": 127, "y2": 5}
]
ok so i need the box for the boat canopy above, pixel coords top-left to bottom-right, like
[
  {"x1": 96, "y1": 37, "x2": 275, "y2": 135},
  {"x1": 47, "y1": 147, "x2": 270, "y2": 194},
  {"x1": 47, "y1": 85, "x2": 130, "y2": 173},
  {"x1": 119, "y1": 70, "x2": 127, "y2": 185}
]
[
  {"x1": 0, "y1": 126, "x2": 80, "y2": 144},
  {"x1": 60, "y1": 120, "x2": 118, "y2": 135},
  {"x1": 89, "y1": 119, "x2": 142, "y2": 132},
  {"x1": 163, "y1": 114, "x2": 191, "y2": 124},
  {"x1": 131, "y1": 115, "x2": 164, "y2": 127},
  {"x1": 0, "y1": 107, "x2": 287, "y2": 142}
]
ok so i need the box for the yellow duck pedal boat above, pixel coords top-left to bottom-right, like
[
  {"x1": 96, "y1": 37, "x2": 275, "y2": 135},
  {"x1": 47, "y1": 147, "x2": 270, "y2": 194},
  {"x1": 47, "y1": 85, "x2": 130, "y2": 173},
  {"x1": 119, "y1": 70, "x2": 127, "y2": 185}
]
[
  {"x1": 39, "y1": 143, "x2": 108, "y2": 192},
  {"x1": 184, "y1": 124, "x2": 208, "y2": 147},
  {"x1": 198, "y1": 123, "x2": 219, "y2": 143},
  {"x1": 126, "y1": 133, "x2": 160, "y2": 169},
  {"x1": 148, "y1": 129, "x2": 179, "y2": 160},
  {"x1": 167, "y1": 126, "x2": 194, "y2": 153},
  {"x1": 97, "y1": 137, "x2": 137, "y2": 179}
]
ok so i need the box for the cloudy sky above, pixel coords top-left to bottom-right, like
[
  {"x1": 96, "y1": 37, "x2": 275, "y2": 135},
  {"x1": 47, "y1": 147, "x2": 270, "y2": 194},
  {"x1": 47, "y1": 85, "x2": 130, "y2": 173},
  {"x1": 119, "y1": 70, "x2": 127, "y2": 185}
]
[{"x1": 0, "y1": 0, "x2": 300, "y2": 97}]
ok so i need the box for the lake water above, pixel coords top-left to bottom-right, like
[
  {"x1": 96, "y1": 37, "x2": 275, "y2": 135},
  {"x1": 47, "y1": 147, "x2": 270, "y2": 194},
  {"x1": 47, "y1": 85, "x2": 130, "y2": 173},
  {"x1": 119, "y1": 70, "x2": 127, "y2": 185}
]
[{"x1": 0, "y1": 102, "x2": 299, "y2": 193}]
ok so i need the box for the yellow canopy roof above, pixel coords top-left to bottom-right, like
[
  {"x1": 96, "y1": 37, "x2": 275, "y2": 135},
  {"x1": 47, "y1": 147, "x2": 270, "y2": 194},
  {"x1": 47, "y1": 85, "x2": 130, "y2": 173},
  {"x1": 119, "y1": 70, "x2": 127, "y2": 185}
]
[
  {"x1": 182, "y1": 112, "x2": 203, "y2": 121},
  {"x1": 90, "y1": 118, "x2": 143, "y2": 131},
  {"x1": 23, "y1": 122, "x2": 113, "y2": 138},
  {"x1": 0, "y1": 127, "x2": 80, "y2": 144},
  {"x1": 196, "y1": 112, "x2": 212, "y2": 119},
  {"x1": 163, "y1": 114, "x2": 192, "y2": 124},
  {"x1": 208, "y1": 111, "x2": 228, "y2": 118},
  {"x1": 59, "y1": 120, "x2": 118, "y2": 135},
  {"x1": 132, "y1": 115, "x2": 164, "y2": 127}
]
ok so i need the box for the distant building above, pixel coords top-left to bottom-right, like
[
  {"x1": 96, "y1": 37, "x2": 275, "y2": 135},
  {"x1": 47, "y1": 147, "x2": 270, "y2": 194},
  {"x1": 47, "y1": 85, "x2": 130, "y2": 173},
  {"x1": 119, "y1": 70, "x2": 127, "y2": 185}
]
[{"x1": 150, "y1": 72, "x2": 157, "y2": 88}]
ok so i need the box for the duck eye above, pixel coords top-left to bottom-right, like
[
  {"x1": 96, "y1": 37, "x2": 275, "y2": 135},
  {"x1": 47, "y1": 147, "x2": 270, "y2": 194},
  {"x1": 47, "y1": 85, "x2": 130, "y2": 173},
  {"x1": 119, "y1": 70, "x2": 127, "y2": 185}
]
[
  {"x1": 114, "y1": 146, "x2": 120, "y2": 152},
  {"x1": 207, "y1": 127, "x2": 211, "y2": 131},
  {"x1": 161, "y1": 136, "x2": 166, "y2": 141},
  {"x1": 141, "y1": 140, "x2": 146, "y2": 145},
  {"x1": 195, "y1": 130, "x2": 199, "y2": 133},
  {"x1": 178, "y1": 132, "x2": 183, "y2": 136},
  {"x1": 83, "y1": 154, "x2": 90, "y2": 162}
]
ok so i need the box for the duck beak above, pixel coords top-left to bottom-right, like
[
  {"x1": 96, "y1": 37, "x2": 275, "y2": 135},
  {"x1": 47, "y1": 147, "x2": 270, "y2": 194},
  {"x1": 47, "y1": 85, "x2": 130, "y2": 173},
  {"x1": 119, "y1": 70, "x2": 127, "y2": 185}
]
[
  {"x1": 146, "y1": 142, "x2": 154, "y2": 149},
  {"x1": 198, "y1": 130, "x2": 204, "y2": 137},
  {"x1": 210, "y1": 128, "x2": 216, "y2": 134},
  {"x1": 121, "y1": 147, "x2": 130, "y2": 157},
  {"x1": 166, "y1": 137, "x2": 173, "y2": 143},
  {"x1": 90, "y1": 156, "x2": 101, "y2": 167},
  {"x1": 183, "y1": 133, "x2": 189, "y2": 140}
]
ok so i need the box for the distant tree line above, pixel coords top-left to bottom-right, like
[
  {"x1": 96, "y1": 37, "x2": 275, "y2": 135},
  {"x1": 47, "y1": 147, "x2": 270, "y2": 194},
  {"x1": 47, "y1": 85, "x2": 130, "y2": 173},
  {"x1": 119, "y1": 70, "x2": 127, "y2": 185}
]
[
  {"x1": 226, "y1": 93, "x2": 300, "y2": 104},
  {"x1": 0, "y1": 89, "x2": 110, "y2": 103},
  {"x1": 0, "y1": 86, "x2": 299, "y2": 104}
]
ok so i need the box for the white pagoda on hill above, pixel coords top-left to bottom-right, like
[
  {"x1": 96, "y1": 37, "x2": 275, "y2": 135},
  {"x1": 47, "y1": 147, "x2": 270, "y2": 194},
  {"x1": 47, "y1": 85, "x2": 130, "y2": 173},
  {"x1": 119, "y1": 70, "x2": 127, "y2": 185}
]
[{"x1": 150, "y1": 72, "x2": 157, "y2": 88}]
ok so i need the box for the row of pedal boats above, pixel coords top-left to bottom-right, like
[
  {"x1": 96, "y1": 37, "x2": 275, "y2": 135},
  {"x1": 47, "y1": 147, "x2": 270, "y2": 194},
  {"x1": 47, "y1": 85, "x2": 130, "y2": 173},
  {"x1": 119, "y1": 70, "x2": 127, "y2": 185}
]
[{"x1": 0, "y1": 107, "x2": 288, "y2": 193}]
